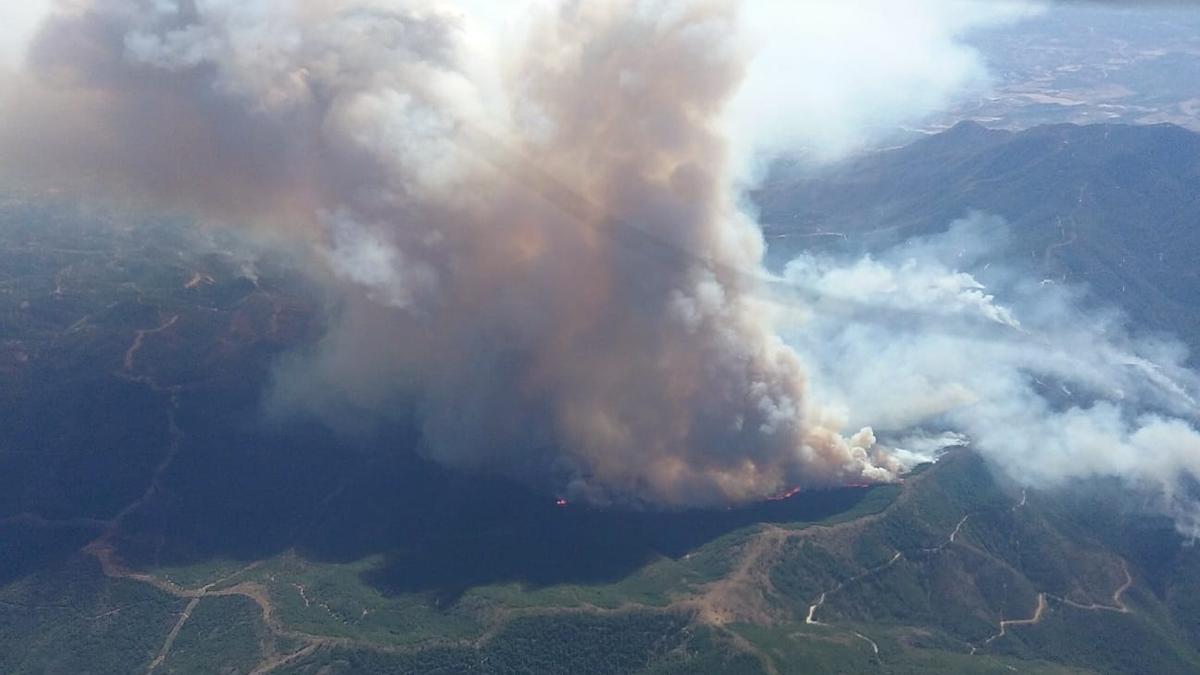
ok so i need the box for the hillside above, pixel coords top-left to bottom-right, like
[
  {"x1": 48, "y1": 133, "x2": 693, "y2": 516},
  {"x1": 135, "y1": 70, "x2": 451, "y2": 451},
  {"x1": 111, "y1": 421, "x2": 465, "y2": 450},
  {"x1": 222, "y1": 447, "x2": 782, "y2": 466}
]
[
  {"x1": 755, "y1": 122, "x2": 1200, "y2": 351},
  {"x1": 3, "y1": 120, "x2": 1200, "y2": 674}
]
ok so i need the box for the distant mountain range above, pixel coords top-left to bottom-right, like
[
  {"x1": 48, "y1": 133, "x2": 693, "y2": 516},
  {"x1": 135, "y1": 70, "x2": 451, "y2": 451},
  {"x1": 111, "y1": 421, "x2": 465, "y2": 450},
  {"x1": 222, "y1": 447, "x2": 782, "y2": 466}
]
[{"x1": 755, "y1": 122, "x2": 1200, "y2": 352}]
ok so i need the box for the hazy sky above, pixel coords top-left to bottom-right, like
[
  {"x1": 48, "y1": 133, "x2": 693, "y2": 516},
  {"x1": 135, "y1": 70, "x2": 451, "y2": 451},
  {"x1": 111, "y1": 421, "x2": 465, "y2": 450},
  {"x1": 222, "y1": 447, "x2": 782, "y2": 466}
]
[
  {"x1": 0, "y1": 1, "x2": 51, "y2": 68},
  {"x1": 0, "y1": 0, "x2": 1038, "y2": 162}
]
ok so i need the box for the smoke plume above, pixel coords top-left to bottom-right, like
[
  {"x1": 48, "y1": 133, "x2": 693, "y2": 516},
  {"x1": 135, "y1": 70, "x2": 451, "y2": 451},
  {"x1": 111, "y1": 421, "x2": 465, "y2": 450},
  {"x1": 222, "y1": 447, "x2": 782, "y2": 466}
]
[
  {"x1": 0, "y1": 0, "x2": 932, "y2": 505},
  {"x1": 15, "y1": 0, "x2": 1197, "y2": 530},
  {"x1": 784, "y1": 214, "x2": 1200, "y2": 536}
]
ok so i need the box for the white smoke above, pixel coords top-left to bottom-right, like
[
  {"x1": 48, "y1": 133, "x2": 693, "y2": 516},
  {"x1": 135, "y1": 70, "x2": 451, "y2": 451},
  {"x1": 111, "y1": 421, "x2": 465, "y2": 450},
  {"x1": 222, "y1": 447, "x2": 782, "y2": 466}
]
[
  {"x1": 728, "y1": 0, "x2": 1041, "y2": 168},
  {"x1": 782, "y1": 213, "x2": 1200, "y2": 535},
  {"x1": 0, "y1": 1, "x2": 52, "y2": 68}
]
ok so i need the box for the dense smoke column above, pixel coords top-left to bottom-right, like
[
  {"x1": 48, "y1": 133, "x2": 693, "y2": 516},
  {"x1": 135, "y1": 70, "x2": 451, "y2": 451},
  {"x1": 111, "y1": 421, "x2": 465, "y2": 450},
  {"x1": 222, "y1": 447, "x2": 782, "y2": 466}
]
[
  {"x1": 6, "y1": 1, "x2": 1199, "y2": 532},
  {"x1": 0, "y1": 0, "x2": 901, "y2": 506}
]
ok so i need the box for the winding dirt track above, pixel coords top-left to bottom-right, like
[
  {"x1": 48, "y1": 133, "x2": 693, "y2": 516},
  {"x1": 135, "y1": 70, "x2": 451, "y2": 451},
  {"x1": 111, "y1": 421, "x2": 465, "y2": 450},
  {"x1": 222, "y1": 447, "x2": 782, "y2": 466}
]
[
  {"x1": 793, "y1": 485, "x2": 1138, "y2": 664},
  {"x1": 123, "y1": 315, "x2": 179, "y2": 372},
  {"x1": 77, "y1": 320, "x2": 484, "y2": 671},
  {"x1": 982, "y1": 593, "x2": 1048, "y2": 647},
  {"x1": 969, "y1": 493, "x2": 1135, "y2": 653},
  {"x1": 1048, "y1": 559, "x2": 1134, "y2": 614},
  {"x1": 91, "y1": 320, "x2": 334, "y2": 673},
  {"x1": 805, "y1": 552, "x2": 904, "y2": 626}
]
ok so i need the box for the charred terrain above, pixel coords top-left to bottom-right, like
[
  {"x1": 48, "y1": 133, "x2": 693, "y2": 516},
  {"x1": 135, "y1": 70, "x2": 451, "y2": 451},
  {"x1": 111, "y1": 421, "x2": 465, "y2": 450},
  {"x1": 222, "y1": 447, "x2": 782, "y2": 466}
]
[{"x1": 3, "y1": 122, "x2": 1200, "y2": 674}]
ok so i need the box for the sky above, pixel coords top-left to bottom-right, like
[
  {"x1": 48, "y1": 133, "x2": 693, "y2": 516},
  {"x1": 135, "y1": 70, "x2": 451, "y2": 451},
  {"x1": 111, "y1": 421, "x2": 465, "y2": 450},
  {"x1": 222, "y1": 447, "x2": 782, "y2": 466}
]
[
  {"x1": 0, "y1": 1, "x2": 51, "y2": 68},
  {"x1": 0, "y1": 0, "x2": 1041, "y2": 163}
]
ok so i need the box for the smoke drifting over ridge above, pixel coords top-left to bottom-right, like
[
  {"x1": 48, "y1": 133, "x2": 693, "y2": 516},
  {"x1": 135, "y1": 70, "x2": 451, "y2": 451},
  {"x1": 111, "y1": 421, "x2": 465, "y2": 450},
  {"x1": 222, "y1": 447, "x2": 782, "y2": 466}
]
[
  {"x1": 784, "y1": 214, "x2": 1200, "y2": 536},
  {"x1": 0, "y1": 0, "x2": 918, "y2": 505},
  {"x1": 6, "y1": 0, "x2": 1199, "y2": 529}
]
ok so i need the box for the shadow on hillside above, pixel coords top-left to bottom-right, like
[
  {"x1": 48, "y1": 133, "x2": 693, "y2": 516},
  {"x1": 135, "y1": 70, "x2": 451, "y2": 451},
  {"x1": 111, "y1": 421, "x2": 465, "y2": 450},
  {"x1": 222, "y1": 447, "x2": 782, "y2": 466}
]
[
  {"x1": 106, "y1": 397, "x2": 879, "y2": 603},
  {"x1": 0, "y1": 521, "x2": 103, "y2": 589},
  {"x1": 321, "y1": 469, "x2": 877, "y2": 603}
]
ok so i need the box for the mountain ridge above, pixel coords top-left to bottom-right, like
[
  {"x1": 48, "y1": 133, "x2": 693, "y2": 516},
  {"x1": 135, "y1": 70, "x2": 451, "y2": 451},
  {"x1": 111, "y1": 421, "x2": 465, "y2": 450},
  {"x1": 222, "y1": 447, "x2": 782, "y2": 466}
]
[{"x1": 755, "y1": 121, "x2": 1200, "y2": 352}]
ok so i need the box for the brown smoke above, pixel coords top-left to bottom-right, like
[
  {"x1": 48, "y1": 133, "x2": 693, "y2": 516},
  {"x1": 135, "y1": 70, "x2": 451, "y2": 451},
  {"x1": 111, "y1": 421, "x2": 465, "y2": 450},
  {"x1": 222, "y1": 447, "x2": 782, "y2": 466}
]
[{"x1": 0, "y1": 0, "x2": 906, "y2": 505}]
